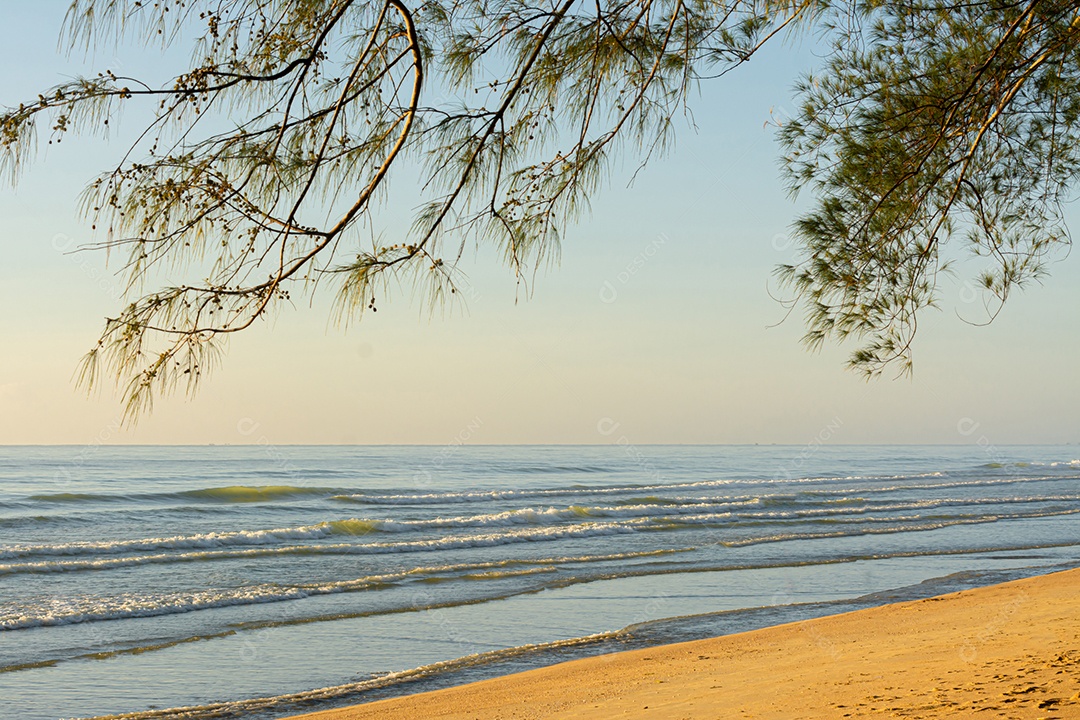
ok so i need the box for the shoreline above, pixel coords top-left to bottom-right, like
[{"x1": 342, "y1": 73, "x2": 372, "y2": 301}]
[{"x1": 286, "y1": 567, "x2": 1080, "y2": 719}]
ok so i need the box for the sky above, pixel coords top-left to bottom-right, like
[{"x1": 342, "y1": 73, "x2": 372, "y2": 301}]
[{"x1": 1, "y1": 2, "x2": 1078, "y2": 446}]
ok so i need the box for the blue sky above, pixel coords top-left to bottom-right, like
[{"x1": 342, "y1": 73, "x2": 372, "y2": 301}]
[{"x1": 1, "y1": 2, "x2": 1078, "y2": 445}]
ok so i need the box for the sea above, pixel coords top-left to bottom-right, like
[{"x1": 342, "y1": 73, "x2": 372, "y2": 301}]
[{"x1": 1, "y1": 444, "x2": 1078, "y2": 719}]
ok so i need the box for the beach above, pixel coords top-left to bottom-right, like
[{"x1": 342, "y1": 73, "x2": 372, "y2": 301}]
[
  {"x1": 3, "y1": 445, "x2": 1079, "y2": 719},
  {"x1": 289, "y1": 567, "x2": 1080, "y2": 719}
]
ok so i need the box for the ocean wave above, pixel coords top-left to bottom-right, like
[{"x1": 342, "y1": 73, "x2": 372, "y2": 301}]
[
  {"x1": 325, "y1": 471, "x2": 1073, "y2": 508},
  {"x1": 28, "y1": 492, "x2": 113, "y2": 503},
  {"x1": 179, "y1": 485, "x2": 337, "y2": 502},
  {"x1": 0, "y1": 523, "x2": 347, "y2": 561},
  {"x1": 979, "y1": 460, "x2": 1080, "y2": 469},
  {"x1": 7, "y1": 491, "x2": 1076, "y2": 567},
  {"x1": 0, "y1": 513, "x2": 97, "y2": 528},
  {"x1": 0, "y1": 548, "x2": 307, "y2": 575},
  {"x1": 0, "y1": 500, "x2": 764, "y2": 562},
  {"x1": 1, "y1": 583, "x2": 362, "y2": 630},
  {"x1": 741, "y1": 494, "x2": 1080, "y2": 518},
  {"x1": 75, "y1": 632, "x2": 624, "y2": 720},
  {"x1": 718, "y1": 508, "x2": 1080, "y2": 547},
  {"x1": 376, "y1": 495, "x2": 1079, "y2": 533},
  {"x1": 386, "y1": 501, "x2": 758, "y2": 527},
  {"x1": 4, "y1": 565, "x2": 546, "y2": 629},
  {"x1": 325, "y1": 474, "x2": 951, "y2": 505},
  {"x1": 7, "y1": 520, "x2": 1077, "y2": 635},
  {"x1": 0, "y1": 520, "x2": 673, "y2": 577},
  {"x1": 0, "y1": 510, "x2": 647, "y2": 562},
  {"x1": 494, "y1": 464, "x2": 612, "y2": 474},
  {"x1": 0, "y1": 550, "x2": 681, "y2": 628},
  {"x1": 799, "y1": 475, "x2": 1071, "y2": 495},
  {"x1": 24, "y1": 469, "x2": 1069, "y2": 513},
  {"x1": 0, "y1": 631, "x2": 242, "y2": 674},
  {"x1": 28, "y1": 485, "x2": 338, "y2": 505}
]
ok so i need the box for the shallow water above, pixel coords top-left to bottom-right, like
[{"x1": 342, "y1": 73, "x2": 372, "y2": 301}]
[{"x1": 1, "y1": 445, "x2": 1078, "y2": 719}]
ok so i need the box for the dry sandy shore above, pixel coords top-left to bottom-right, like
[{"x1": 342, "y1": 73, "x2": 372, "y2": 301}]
[{"x1": 288, "y1": 568, "x2": 1080, "y2": 719}]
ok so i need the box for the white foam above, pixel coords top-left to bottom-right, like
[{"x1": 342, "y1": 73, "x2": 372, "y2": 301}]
[
  {"x1": 7, "y1": 488, "x2": 1075, "y2": 571},
  {"x1": 0, "y1": 516, "x2": 684, "y2": 576},
  {"x1": 720, "y1": 508, "x2": 1080, "y2": 547},
  {"x1": 0, "y1": 502, "x2": 746, "y2": 562},
  {"x1": 0, "y1": 546, "x2": 685, "y2": 629},
  {"x1": 0, "y1": 524, "x2": 339, "y2": 561}
]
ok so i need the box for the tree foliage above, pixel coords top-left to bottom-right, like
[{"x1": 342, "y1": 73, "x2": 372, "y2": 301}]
[
  {"x1": 3, "y1": 0, "x2": 1077, "y2": 417},
  {"x1": 780, "y1": 0, "x2": 1078, "y2": 374},
  {"x1": 1, "y1": 0, "x2": 808, "y2": 418}
]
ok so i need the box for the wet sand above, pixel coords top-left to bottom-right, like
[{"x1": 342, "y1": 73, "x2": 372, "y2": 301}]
[{"x1": 287, "y1": 567, "x2": 1080, "y2": 719}]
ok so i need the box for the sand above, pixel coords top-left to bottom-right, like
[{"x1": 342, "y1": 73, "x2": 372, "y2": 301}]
[{"x1": 287, "y1": 568, "x2": 1080, "y2": 719}]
